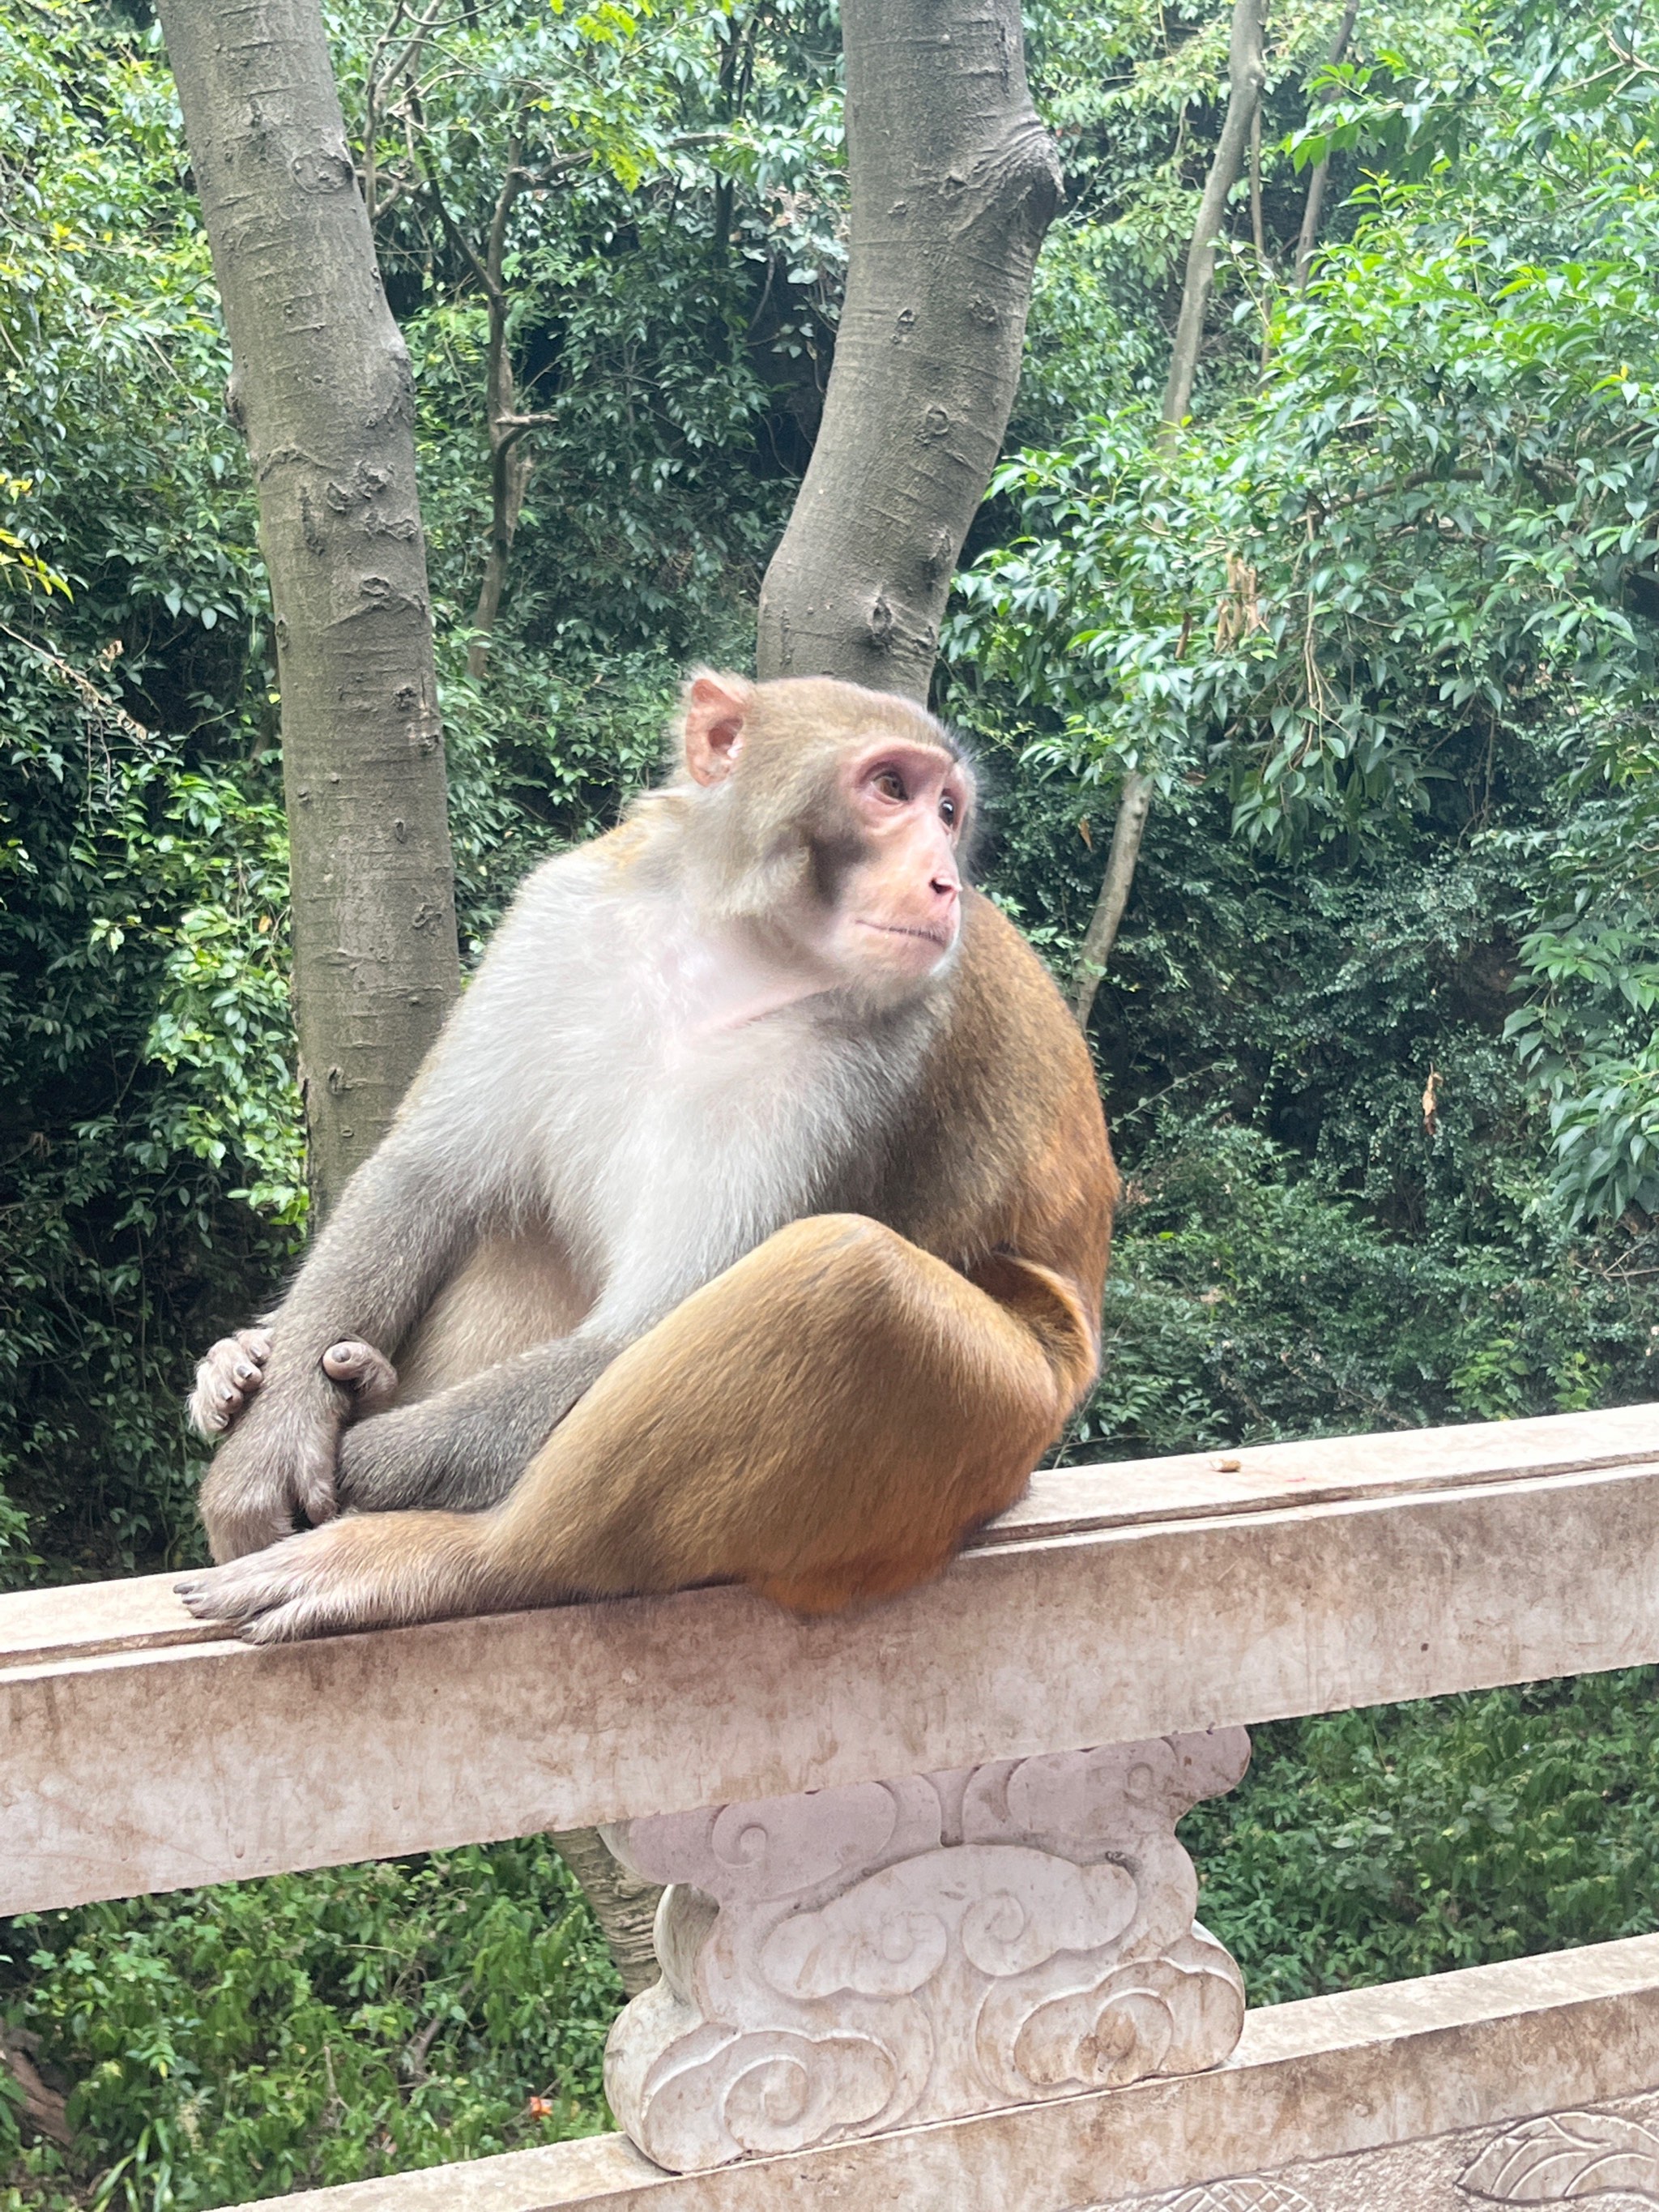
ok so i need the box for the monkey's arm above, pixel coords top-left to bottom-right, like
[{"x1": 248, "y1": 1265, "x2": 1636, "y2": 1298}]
[
  {"x1": 335, "y1": 1334, "x2": 621, "y2": 1513},
  {"x1": 198, "y1": 1138, "x2": 488, "y2": 1560}
]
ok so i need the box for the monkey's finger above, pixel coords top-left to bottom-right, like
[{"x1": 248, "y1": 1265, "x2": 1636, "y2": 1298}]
[
  {"x1": 321, "y1": 1339, "x2": 399, "y2": 1420},
  {"x1": 187, "y1": 1337, "x2": 263, "y2": 1438}
]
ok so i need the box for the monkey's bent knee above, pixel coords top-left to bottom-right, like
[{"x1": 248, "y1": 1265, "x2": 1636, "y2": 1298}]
[{"x1": 756, "y1": 1213, "x2": 912, "y2": 1270}]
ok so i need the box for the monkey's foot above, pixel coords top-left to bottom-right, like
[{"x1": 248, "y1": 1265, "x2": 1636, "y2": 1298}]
[
  {"x1": 178, "y1": 1519, "x2": 412, "y2": 1644},
  {"x1": 188, "y1": 1327, "x2": 274, "y2": 1438},
  {"x1": 177, "y1": 1511, "x2": 482, "y2": 1644},
  {"x1": 321, "y1": 1339, "x2": 399, "y2": 1419}
]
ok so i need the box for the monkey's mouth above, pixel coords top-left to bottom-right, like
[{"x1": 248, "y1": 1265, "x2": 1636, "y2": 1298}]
[{"x1": 856, "y1": 920, "x2": 953, "y2": 953}]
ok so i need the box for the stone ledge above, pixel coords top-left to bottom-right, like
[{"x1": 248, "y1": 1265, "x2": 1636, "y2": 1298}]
[
  {"x1": 233, "y1": 1932, "x2": 1659, "y2": 2212},
  {"x1": 5, "y1": 1405, "x2": 1658, "y2": 1916}
]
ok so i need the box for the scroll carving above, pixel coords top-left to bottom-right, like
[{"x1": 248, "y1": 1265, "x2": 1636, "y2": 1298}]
[
  {"x1": 602, "y1": 1728, "x2": 1250, "y2": 2173},
  {"x1": 1459, "y1": 2109, "x2": 1659, "y2": 2201}
]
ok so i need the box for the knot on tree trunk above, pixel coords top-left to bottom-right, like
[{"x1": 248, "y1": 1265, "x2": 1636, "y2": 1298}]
[{"x1": 947, "y1": 117, "x2": 1063, "y2": 245}]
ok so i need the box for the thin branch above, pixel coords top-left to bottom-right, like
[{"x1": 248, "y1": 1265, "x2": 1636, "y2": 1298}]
[
  {"x1": 1160, "y1": 0, "x2": 1267, "y2": 442},
  {"x1": 1294, "y1": 0, "x2": 1359, "y2": 288},
  {"x1": 1074, "y1": 0, "x2": 1264, "y2": 1029},
  {"x1": 1311, "y1": 463, "x2": 1483, "y2": 516},
  {"x1": 1072, "y1": 769, "x2": 1154, "y2": 1030},
  {"x1": 364, "y1": 0, "x2": 447, "y2": 224},
  {"x1": 420, "y1": 160, "x2": 497, "y2": 298}
]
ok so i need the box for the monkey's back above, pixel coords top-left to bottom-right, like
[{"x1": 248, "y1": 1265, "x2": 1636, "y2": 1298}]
[{"x1": 871, "y1": 890, "x2": 1118, "y2": 1323}]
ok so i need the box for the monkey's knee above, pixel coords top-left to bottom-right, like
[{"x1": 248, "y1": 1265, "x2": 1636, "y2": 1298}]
[{"x1": 753, "y1": 1213, "x2": 919, "y2": 1296}]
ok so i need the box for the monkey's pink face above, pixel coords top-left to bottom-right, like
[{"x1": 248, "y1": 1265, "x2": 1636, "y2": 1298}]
[{"x1": 818, "y1": 738, "x2": 969, "y2": 993}]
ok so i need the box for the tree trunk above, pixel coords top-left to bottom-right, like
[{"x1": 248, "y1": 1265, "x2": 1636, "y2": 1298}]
[
  {"x1": 467, "y1": 279, "x2": 538, "y2": 679},
  {"x1": 156, "y1": 0, "x2": 459, "y2": 1215},
  {"x1": 557, "y1": 0, "x2": 1060, "y2": 1974},
  {"x1": 1159, "y1": 0, "x2": 1267, "y2": 443},
  {"x1": 548, "y1": 1825, "x2": 663, "y2": 1996},
  {"x1": 1071, "y1": 768, "x2": 1153, "y2": 1031},
  {"x1": 1294, "y1": 0, "x2": 1358, "y2": 288},
  {"x1": 755, "y1": 0, "x2": 1063, "y2": 702}
]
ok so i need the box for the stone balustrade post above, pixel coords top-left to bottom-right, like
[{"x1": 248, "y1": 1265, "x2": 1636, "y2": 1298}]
[{"x1": 601, "y1": 1727, "x2": 1252, "y2": 2174}]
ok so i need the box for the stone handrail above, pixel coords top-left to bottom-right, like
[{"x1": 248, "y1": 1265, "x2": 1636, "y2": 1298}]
[
  {"x1": 3, "y1": 1403, "x2": 1657, "y2": 1916},
  {"x1": 4, "y1": 1401, "x2": 1658, "y2": 2206}
]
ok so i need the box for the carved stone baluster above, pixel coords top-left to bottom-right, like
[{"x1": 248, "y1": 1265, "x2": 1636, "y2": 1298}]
[{"x1": 602, "y1": 1727, "x2": 1251, "y2": 2174}]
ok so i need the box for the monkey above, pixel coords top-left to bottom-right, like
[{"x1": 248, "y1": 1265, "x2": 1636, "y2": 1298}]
[{"x1": 176, "y1": 670, "x2": 1118, "y2": 1643}]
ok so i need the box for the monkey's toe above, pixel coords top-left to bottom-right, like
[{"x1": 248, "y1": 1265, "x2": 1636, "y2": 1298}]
[
  {"x1": 175, "y1": 1526, "x2": 394, "y2": 1643},
  {"x1": 322, "y1": 1339, "x2": 399, "y2": 1416}
]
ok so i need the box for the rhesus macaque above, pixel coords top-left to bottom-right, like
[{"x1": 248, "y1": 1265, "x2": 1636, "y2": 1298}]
[{"x1": 178, "y1": 673, "x2": 1117, "y2": 1642}]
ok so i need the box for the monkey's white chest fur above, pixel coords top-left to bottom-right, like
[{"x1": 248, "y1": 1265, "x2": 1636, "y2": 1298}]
[{"x1": 407, "y1": 847, "x2": 906, "y2": 1344}]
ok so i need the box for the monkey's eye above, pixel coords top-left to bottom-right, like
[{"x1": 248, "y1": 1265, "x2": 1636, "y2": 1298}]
[
  {"x1": 873, "y1": 769, "x2": 908, "y2": 804},
  {"x1": 940, "y1": 794, "x2": 958, "y2": 829}
]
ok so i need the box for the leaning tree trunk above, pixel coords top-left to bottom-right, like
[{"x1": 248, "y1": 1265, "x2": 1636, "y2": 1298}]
[
  {"x1": 559, "y1": 0, "x2": 1062, "y2": 1979},
  {"x1": 1073, "y1": 0, "x2": 1267, "y2": 1035},
  {"x1": 1159, "y1": 0, "x2": 1268, "y2": 442},
  {"x1": 156, "y1": 0, "x2": 459, "y2": 1215},
  {"x1": 755, "y1": 0, "x2": 1063, "y2": 701},
  {"x1": 1294, "y1": 0, "x2": 1358, "y2": 288}
]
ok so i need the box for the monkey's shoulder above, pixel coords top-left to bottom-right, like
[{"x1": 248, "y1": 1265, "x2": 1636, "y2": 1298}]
[
  {"x1": 950, "y1": 890, "x2": 1095, "y2": 1095},
  {"x1": 874, "y1": 890, "x2": 1111, "y2": 1266}
]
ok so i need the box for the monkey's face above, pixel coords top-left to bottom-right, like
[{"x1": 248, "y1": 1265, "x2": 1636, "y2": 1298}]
[
  {"x1": 805, "y1": 737, "x2": 970, "y2": 1001},
  {"x1": 677, "y1": 670, "x2": 974, "y2": 1010}
]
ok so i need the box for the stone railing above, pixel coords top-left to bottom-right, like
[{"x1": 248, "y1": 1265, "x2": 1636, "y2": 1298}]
[{"x1": 4, "y1": 1403, "x2": 1659, "y2": 2210}]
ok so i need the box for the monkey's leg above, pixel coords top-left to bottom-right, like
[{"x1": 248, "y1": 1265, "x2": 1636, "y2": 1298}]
[
  {"x1": 177, "y1": 1215, "x2": 1094, "y2": 1642},
  {"x1": 334, "y1": 1335, "x2": 621, "y2": 1514}
]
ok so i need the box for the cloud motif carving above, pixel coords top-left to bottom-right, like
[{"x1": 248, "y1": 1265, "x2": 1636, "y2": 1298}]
[
  {"x1": 603, "y1": 1731, "x2": 1251, "y2": 2174},
  {"x1": 761, "y1": 1844, "x2": 1137, "y2": 1999}
]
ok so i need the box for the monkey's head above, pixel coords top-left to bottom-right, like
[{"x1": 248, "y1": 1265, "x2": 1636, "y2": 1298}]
[{"x1": 676, "y1": 670, "x2": 975, "y2": 1007}]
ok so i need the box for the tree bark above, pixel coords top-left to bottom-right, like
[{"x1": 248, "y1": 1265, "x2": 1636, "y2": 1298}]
[
  {"x1": 1159, "y1": 0, "x2": 1267, "y2": 443},
  {"x1": 756, "y1": 0, "x2": 1062, "y2": 701},
  {"x1": 1071, "y1": 768, "x2": 1153, "y2": 1031},
  {"x1": 1294, "y1": 0, "x2": 1358, "y2": 288},
  {"x1": 548, "y1": 1825, "x2": 663, "y2": 1996},
  {"x1": 157, "y1": 0, "x2": 459, "y2": 1215}
]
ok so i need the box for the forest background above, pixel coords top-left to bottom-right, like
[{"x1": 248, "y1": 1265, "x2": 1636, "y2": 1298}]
[{"x1": 4, "y1": 0, "x2": 1659, "y2": 2198}]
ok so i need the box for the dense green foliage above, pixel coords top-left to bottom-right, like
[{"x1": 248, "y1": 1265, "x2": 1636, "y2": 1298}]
[
  {"x1": 1188, "y1": 1672, "x2": 1659, "y2": 2002},
  {"x1": 4, "y1": 0, "x2": 1659, "y2": 2198},
  {"x1": 2, "y1": 1847, "x2": 619, "y2": 2207}
]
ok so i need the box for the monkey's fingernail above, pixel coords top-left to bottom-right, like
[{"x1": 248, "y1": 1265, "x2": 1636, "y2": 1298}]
[
  {"x1": 235, "y1": 1362, "x2": 254, "y2": 1381},
  {"x1": 219, "y1": 1386, "x2": 237, "y2": 1403}
]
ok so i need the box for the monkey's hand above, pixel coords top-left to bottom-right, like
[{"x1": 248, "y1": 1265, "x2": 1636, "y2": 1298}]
[
  {"x1": 195, "y1": 1339, "x2": 399, "y2": 1561},
  {"x1": 333, "y1": 1334, "x2": 616, "y2": 1514},
  {"x1": 188, "y1": 1327, "x2": 275, "y2": 1438}
]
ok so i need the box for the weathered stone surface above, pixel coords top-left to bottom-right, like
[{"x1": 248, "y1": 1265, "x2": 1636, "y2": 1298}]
[
  {"x1": 1091, "y1": 2090, "x2": 1659, "y2": 2209},
  {"x1": 603, "y1": 1732, "x2": 1249, "y2": 2171},
  {"x1": 3, "y1": 1405, "x2": 1657, "y2": 1917},
  {"x1": 221, "y1": 1933, "x2": 1659, "y2": 2210}
]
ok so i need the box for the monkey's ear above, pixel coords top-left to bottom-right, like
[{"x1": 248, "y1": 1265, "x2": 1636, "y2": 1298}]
[{"x1": 682, "y1": 671, "x2": 754, "y2": 786}]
